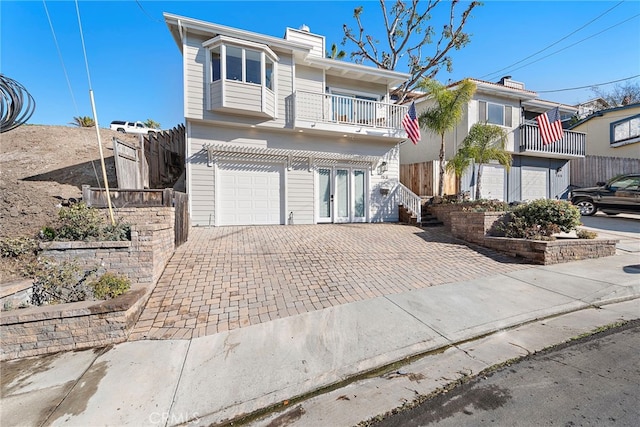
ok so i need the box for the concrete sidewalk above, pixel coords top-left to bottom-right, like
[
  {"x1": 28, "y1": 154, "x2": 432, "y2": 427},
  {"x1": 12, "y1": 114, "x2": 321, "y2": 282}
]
[{"x1": 2, "y1": 251, "x2": 639, "y2": 427}]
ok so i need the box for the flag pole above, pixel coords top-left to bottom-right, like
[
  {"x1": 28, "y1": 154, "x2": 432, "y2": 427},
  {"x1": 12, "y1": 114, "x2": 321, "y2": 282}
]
[{"x1": 89, "y1": 89, "x2": 115, "y2": 226}]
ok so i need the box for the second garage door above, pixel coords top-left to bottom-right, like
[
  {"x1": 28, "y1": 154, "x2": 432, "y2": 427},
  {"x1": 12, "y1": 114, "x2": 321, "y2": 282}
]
[{"x1": 218, "y1": 163, "x2": 283, "y2": 226}]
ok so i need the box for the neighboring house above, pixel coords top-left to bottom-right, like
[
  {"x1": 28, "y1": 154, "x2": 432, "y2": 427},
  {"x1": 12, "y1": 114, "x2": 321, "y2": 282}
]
[
  {"x1": 400, "y1": 77, "x2": 586, "y2": 202},
  {"x1": 569, "y1": 103, "x2": 640, "y2": 159},
  {"x1": 573, "y1": 97, "x2": 610, "y2": 120},
  {"x1": 164, "y1": 14, "x2": 414, "y2": 226}
]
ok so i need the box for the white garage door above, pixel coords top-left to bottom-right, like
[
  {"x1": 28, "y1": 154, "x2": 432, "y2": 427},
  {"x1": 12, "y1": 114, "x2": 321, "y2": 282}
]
[
  {"x1": 521, "y1": 168, "x2": 548, "y2": 201},
  {"x1": 218, "y1": 163, "x2": 283, "y2": 226},
  {"x1": 480, "y1": 164, "x2": 505, "y2": 201}
]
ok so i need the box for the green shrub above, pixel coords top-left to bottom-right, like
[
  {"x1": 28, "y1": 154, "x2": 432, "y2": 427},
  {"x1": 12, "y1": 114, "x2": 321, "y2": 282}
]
[
  {"x1": 0, "y1": 237, "x2": 38, "y2": 258},
  {"x1": 490, "y1": 199, "x2": 581, "y2": 240},
  {"x1": 40, "y1": 203, "x2": 131, "y2": 242},
  {"x1": 576, "y1": 229, "x2": 598, "y2": 239},
  {"x1": 30, "y1": 259, "x2": 98, "y2": 306},
  {"x1": 461, "y1": 199, "x2": 510, "y2": 212},
  {"x1": 90, "y1": 273, "x2": 131, "y2": 300}
]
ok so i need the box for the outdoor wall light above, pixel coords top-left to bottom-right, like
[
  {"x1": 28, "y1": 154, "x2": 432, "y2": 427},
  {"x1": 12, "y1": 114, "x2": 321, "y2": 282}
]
[{"x1": 378, "y1": 161, "x2": 388, "y2": 174}]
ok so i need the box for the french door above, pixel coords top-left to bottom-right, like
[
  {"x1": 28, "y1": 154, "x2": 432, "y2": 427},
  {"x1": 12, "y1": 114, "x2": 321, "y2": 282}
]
[{"x1": 317, "y1": 167, "x2": 367, "y2": 223}]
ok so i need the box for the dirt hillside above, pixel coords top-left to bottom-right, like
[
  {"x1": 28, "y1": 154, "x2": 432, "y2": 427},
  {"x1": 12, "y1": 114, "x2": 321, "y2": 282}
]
[{"x1": 0, "y1": 125, "x2": 139, "y2": 239}]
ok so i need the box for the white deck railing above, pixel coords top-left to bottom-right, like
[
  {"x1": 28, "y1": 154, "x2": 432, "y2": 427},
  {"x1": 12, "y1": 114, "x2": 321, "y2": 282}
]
[
  {"x1": 295, "y1": 90, "x2": 409, "y2": 130},
  {"x1": 396, "y1": 182, "x2": 422, "y2": 223}
]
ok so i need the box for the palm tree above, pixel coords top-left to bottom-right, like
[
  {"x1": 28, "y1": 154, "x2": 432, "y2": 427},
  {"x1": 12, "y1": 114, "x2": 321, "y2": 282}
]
[
  {"x1": 459, "y1": 123, "x2": 511, "y2": 200},
  {"x1": 418, "y1": 79, "x2": 476, "y2": 197},
  {"x1": 69, "y1": 116, "x2": 95, "y2": 127},
  {"x1": 143, "y1": 119, "x2": 161, "y2": 129},
  {"x1": 445, "y1": 151, "x2": 471, "y2": 198},
  {"x1": 326, "y1": 43, "x2": 346, "y2": 60}
]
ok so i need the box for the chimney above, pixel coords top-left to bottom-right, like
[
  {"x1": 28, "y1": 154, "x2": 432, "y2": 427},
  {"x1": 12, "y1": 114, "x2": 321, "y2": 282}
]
[
  {"x1": 299, "y1": 24, "x2": 310, "y2": 32},
  {"x1": 498, "y1": 76, "x2": 525, "y2": 90}
]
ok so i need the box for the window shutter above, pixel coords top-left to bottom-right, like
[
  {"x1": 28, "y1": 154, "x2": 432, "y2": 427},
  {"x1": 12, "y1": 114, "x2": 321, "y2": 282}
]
[
  {"x1": 479, "y1": 101, "x2": 486, "y2": 122},
  {"x1": 505, "y1": 106, "x2": 512, "y2": 127}
]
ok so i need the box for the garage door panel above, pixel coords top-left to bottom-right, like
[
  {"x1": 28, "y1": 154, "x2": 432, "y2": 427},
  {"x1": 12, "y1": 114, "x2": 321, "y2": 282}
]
[
  {"x1": 218, "y1": 163, "x2": 283, "y2": 226},
  {"x1": 480, "y1": 165, "x2": 505, "y2": 201},
  {"x1": 522, "y1": 168, "x2": 547, "y2": 201}
]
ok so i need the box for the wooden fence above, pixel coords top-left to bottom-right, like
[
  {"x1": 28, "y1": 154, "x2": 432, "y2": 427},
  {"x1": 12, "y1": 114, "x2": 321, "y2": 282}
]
[
  {"x1": 400, "y1": 160, "x2": 457, "y2": 197},
  {"x1": 82, "y1": 186, "x2": 189, "y2": 247},
  {"x1": 570, "y1": 155, "x2": 640, "y2": 188},
  {"x1": 113, "y1": 137, "x2": 146, "y2": 189},
  {"x1": 144, "y1": 124, "x2": 185, "y2": 191}
]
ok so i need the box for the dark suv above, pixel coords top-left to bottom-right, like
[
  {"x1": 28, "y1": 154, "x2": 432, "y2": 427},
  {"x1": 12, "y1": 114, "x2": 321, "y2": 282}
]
[{"x1": 570, "y1": 174, "x2": 640, "y2": 216}]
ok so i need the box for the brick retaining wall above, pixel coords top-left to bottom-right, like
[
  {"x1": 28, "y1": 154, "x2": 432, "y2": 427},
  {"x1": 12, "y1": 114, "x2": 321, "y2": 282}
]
[
  {"x1": 449, "y1": 210, "x2": 618, "y2": 265},
  {"x1": 0, "y1": 207, "x2": 176, "y2": 361}
]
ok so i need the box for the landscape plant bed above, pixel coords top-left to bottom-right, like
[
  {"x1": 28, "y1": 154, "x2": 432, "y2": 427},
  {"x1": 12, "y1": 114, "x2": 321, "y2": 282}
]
[
  {"x1": 482, "y1": 236, "x2": 618, "y2": 265},
  {"x1": 0, "y1": 206, "x2": 177, "y2": 360},
  {"x1": 449, "y1": 210, "x2": 618, "y2": 265},
  {"x1": 0, "y1": 283, "x2": 152, "y2": 361}
]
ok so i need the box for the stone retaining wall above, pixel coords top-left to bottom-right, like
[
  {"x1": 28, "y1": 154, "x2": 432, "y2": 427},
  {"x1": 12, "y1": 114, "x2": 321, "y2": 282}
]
[
  {"x1": 0, "y1": 207, "x2": 176, "y2": 361},
  {"x1": 449, "y1": 210, "x2": 618, "y2": 265}
]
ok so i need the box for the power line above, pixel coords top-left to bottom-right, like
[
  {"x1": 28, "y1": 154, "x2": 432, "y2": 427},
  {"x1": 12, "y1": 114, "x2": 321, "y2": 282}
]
[
  {"x1": 135, "y1": 0, "x2": 163, "y2": 23},
  {"x1": 538, "y1": 75, "x2": 640, "y2": 94},
  {"x1": 42, "y1": 0, "x2": 103, "y2": 188},
  {"x1": 492, "y1": 14, "x2": 640, "y2": 77},
  {"x1": 480, "y1": 0, "x2": 626, "y2": 80}
]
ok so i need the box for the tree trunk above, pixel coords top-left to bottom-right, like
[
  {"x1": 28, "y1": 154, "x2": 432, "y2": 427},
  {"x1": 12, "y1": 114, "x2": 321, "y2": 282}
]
[
  {"x1": 475, "y1": 165, "x2": 483, "y2": 200},
  {"x1": 438, "y1": 134, "x2": 445, "y2": 197}
]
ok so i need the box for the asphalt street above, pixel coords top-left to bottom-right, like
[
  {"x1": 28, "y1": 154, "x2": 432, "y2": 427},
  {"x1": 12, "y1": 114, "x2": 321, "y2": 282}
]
[{"x1": 374, "y1": 320, "x2": 640, "y2": 426}]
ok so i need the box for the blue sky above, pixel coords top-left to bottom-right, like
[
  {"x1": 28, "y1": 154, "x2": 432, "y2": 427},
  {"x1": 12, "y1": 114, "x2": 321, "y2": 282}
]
[{"x1": 2, "y1": 0, "x2": 639, "y2": 129}]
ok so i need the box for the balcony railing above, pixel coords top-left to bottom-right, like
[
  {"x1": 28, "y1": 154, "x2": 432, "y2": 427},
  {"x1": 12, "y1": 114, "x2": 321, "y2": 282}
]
[
  {"x1": 295, "y1": 90, "x2": 409, "y2": 131},
  {"x1": 519, "y1": 123, "x2": 585, "y2": 158}
]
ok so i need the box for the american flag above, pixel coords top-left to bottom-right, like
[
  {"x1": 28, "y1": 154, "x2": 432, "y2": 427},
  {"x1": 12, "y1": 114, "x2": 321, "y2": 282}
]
[
  {"x1": 535, "y1": 107, "x2": 564, "y2": 145},
  {"x1": 402, "y1": 102, "x2": 421, "y2": 145}
]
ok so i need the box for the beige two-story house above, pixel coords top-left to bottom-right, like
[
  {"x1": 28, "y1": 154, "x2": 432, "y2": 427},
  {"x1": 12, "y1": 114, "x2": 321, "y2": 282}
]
[
  {"x1": 164, "y1": 14, "x2": 418, "y2": 226},
  {"x1": 569, "y1": 102, "x2": 640, "y2": 159}
]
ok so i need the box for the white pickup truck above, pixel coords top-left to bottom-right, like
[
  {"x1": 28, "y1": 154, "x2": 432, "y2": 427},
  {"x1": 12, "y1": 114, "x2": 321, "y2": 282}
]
[{"x1": 110, "y1": 121, "x2": 159, "y2": 135}]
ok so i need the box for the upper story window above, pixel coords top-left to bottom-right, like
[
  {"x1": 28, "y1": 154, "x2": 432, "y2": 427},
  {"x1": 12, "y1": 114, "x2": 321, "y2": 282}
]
[
  {"x1": 205, "y1": 36, "x2": 277, "y2": 91},
  {"x1": 478, "y1": 101, "x2": 513, "y2": 127},
  {"x1": 611, "y1": 114, "x2": 640, "y2": 146}
]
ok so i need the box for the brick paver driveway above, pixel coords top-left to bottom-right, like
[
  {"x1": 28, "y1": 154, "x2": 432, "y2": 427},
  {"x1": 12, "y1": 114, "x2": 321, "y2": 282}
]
[{"x1": 129, "y1": 224, "x2": 533, "y2": 341}]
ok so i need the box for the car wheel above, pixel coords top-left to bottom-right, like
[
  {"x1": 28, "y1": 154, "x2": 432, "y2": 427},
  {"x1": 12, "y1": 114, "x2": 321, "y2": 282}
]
[
  {"x1": 575, "y1": 199, "x2": 597, "y2": 216},
  {"x1": 117, "y1": 128, "x2": 125, "y2": 133}
]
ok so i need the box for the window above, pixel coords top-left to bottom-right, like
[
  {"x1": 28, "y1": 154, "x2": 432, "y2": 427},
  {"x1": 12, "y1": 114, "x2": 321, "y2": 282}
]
[
  {"x1": 211, "y1": 47, "x2": 221, "y2": 81},
  {"x1": 226, "y1": 46, "x2": 243, "y2": 81},
  {"x1": 265, "y1": 57, "x2": 274, "y2": 90},
  {"x1": 611, "y1": 114, "x2": 640, "y2": 145},
  {"x1": 479, "y1": 101, "x2": 512, "y2": 127},
  {"x1": 245, "y1": 50, "x2": 261, "y2": 84}
]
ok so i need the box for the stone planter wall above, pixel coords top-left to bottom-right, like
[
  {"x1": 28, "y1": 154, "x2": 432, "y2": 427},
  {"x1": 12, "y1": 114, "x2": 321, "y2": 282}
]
[
  {"x1": 449, "y1": 210, "x2": 618, "y2": 265},
  {"x1": 39, "y1": 207, "x2": 175, "y2": 285},
  {"x1": 428, "y1": 204, "x2": 467, "y2": 229},
  {"x1": 0, "y1": 207, "x2": 176, "y2": 361}
]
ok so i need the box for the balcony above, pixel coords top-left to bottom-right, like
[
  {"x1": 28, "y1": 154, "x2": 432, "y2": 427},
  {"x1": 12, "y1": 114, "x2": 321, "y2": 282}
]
[
  {"x1": 519, "y1": 123, "x2": 585, "y2": 158},
  {"x1": 294, "y1": 90, "x2": 409, "y2": 139}
]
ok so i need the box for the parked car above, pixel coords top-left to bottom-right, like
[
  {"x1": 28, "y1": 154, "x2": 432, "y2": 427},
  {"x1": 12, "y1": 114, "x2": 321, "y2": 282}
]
[
  {"x1": 110, "y1": 121, "x2": 159, "y2": 135},
  {"x1": 569, "y1": 174, "x2": 640, "y2": 216}
]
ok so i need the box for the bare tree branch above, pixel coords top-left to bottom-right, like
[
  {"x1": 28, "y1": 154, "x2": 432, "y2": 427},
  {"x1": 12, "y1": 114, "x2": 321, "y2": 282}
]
[{"x1": 343, "y1": 0, "x2": 481, "y2": 103}]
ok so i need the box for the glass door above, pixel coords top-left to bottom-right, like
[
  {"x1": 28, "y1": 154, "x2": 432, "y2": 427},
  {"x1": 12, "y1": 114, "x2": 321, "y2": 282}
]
[
  {"x1": 334, "y1": 169, "x2": 350, "y2": 223},
  {"x1": 317, "y1": 167, "x2": 368, "y2": 223},
  {"x1": 318, "y1": 168, "x2": 332, "y2": 223}
]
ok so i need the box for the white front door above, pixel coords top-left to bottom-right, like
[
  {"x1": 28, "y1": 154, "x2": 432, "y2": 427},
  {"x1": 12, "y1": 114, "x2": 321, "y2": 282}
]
[{"x1": 317, "y1": 167, "x2": 368, "y2": 223}]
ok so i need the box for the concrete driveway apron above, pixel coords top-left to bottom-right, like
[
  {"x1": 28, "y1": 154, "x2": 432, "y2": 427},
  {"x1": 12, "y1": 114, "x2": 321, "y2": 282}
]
[{"x1": 129, "y1": 224, "x2": 534, "y2": 341}]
